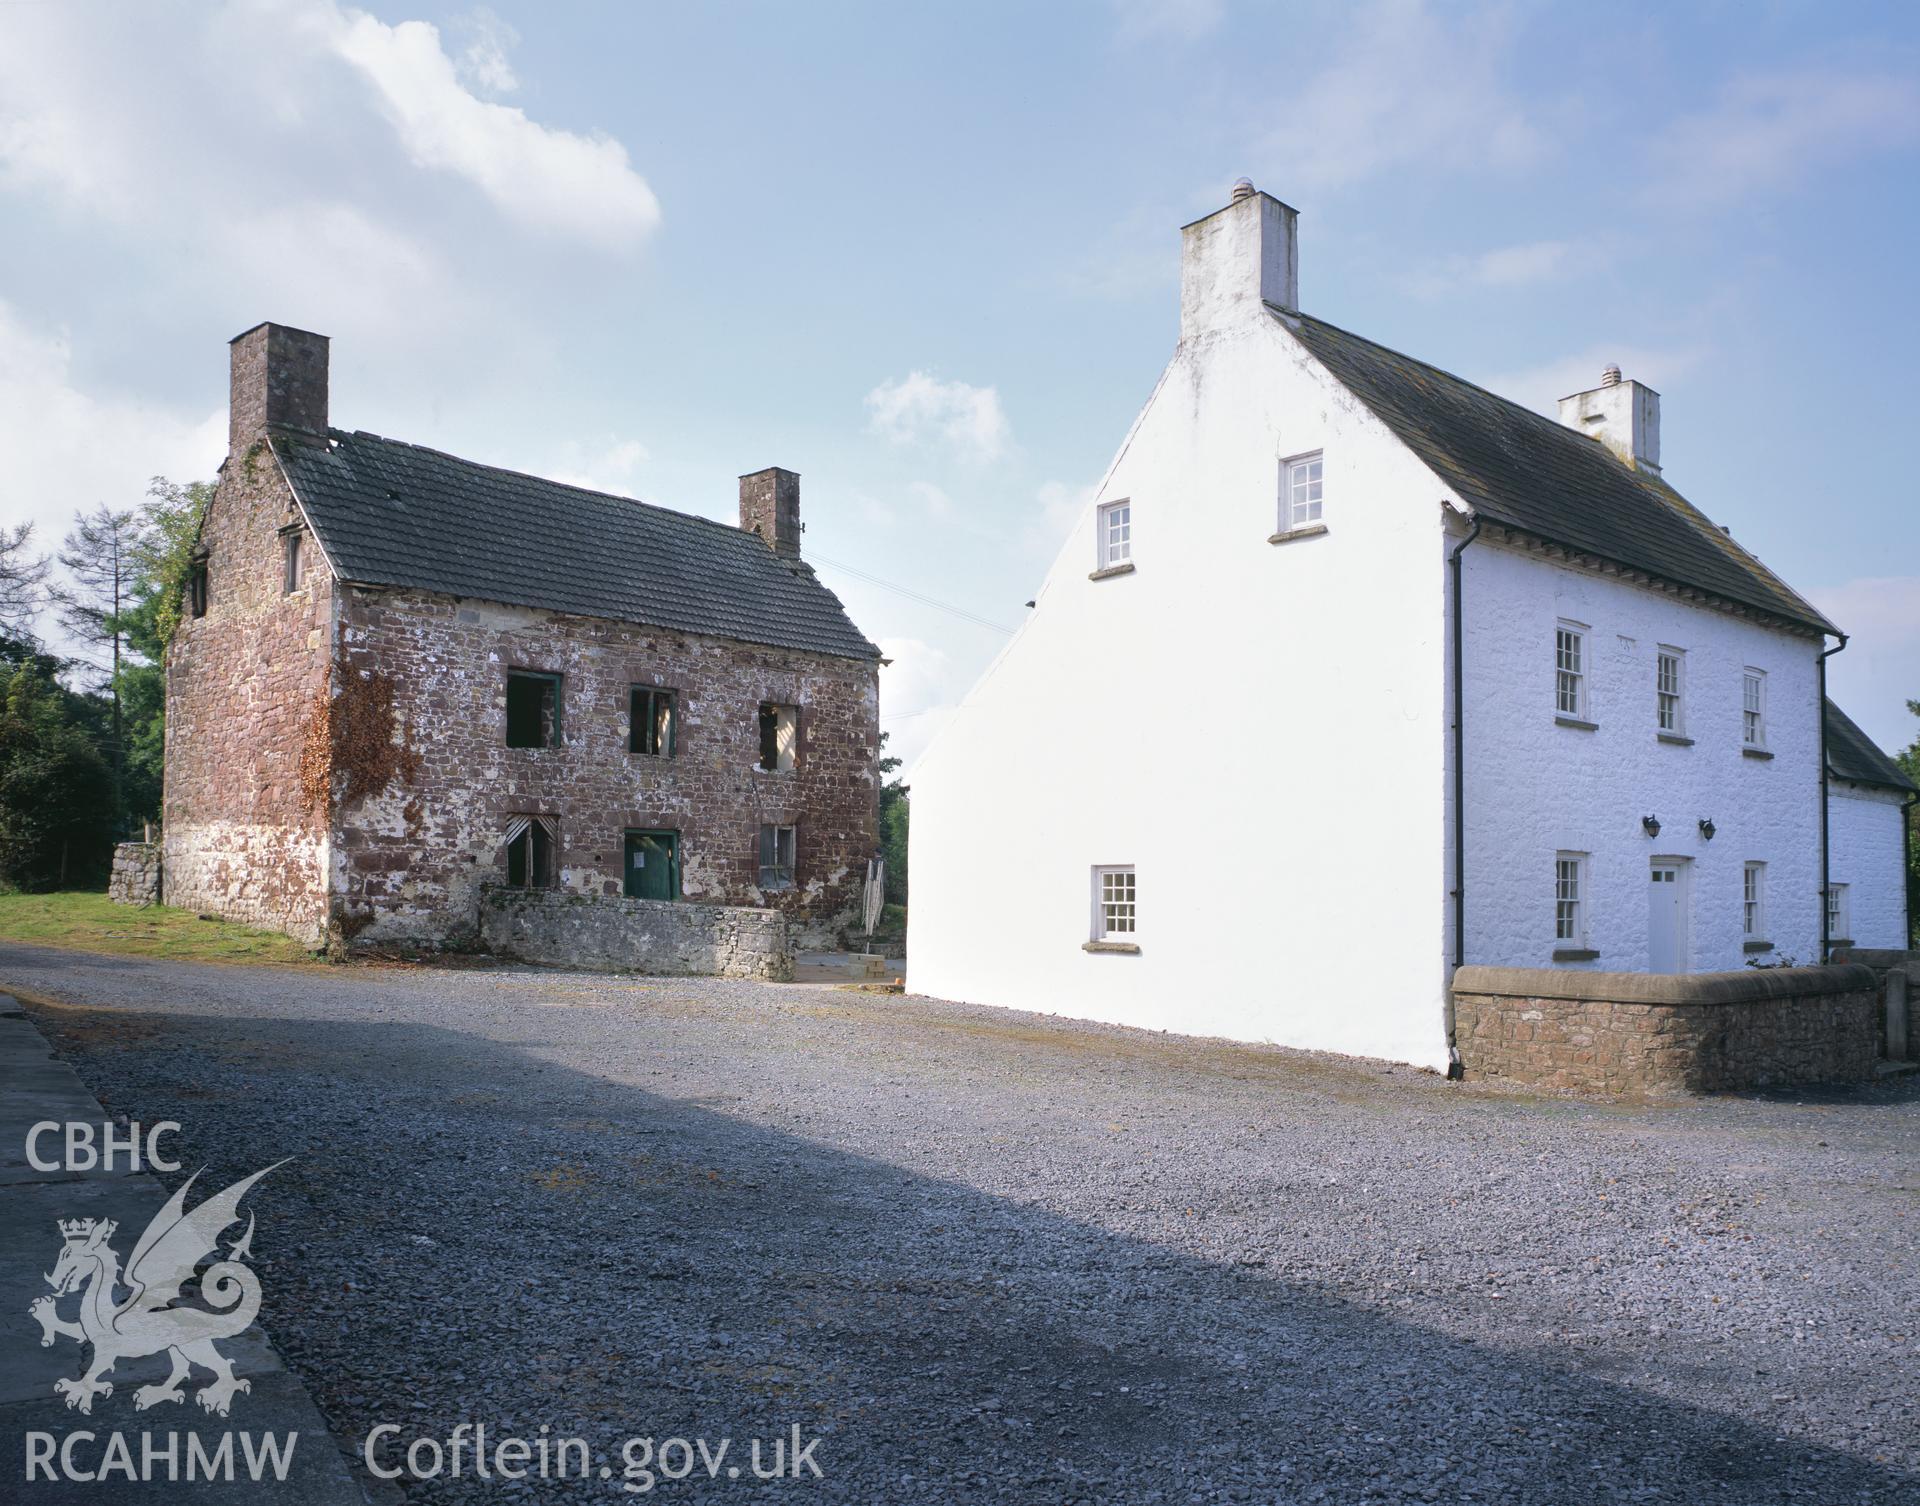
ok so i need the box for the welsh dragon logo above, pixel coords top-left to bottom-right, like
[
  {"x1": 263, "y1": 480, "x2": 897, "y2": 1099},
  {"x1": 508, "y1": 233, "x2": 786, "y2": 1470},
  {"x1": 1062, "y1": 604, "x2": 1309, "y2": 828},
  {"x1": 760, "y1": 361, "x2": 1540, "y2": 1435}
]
[{"x1": 29, "y1": 1161, "x2": 286, "y2": 1417}]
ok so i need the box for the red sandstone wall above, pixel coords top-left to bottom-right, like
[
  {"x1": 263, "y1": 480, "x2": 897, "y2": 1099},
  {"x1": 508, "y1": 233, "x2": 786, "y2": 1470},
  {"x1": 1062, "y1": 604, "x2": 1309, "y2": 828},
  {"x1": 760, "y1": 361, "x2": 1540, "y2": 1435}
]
[
  {"x1": 163, "y1": 441, "x2": 334, "y2": 943},
  {"x1": 331, "y1": 587, "x2": 879, "y2": 946}
]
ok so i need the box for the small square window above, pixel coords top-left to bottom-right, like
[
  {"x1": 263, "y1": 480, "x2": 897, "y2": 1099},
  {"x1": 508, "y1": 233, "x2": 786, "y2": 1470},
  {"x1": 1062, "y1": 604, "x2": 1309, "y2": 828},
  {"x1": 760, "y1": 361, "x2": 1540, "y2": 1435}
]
[
  {"x1": 1554, "y1": 852, "x2": 1587, "y2": 947},
  {"x1": 505, "y1": 815, "x2": 556, "y2": 889},
  {"x1": 1656, "y1": 647, "x2": 1684, "y2": 734},
  {"x1": 1283, "y1": 453, "x2": 1323, "y2": 530},
  {"x1": 758, "y1": 824, "x2": 796, "y2": 889},
  {"x1": 1096, "y1": 500, "x2": 1132, "y2": 569},
  {"x1": 1743, "y1": 862, "x2": 1766, "y2": 938},
  {"x1": 1092, "y1": 865, "x2": 1137, "y2": 941},
  {"x1": 506, "y1": 671, "x2": 561, "y2": 748},
  {"x1": 758, "y1": 702, "x2": 798, "y2": 771},
  {"x1": 630, "y1": 687, "x2": 677, "y2": 757},
  {"x1": 1555, "y1": 623, "x2": 1587, "y2": 718},
  {"x1": 1742, "y1": 669, "x2": 1766, "y2": 748}
]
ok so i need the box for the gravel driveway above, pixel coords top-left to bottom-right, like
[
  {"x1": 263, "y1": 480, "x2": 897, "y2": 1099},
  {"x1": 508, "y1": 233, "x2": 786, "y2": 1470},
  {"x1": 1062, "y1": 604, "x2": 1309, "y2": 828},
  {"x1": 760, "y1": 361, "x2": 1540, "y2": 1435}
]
[{"x1": 4, "y1": 940, "x2": 1917, "y2": 1504}]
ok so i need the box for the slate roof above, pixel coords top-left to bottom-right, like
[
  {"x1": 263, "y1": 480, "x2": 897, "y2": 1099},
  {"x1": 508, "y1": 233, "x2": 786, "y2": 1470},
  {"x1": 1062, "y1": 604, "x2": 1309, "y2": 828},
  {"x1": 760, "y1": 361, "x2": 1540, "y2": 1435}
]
[
  {"x1": 1825, "y1": 699, "x2": 1916, "y2": 793},
  {"x1": 274, "y1": 430, "x2": 879, "y2": 662},
  {"x1": 1285, "y1": 314, "x2": 1837, "y2": 636}
]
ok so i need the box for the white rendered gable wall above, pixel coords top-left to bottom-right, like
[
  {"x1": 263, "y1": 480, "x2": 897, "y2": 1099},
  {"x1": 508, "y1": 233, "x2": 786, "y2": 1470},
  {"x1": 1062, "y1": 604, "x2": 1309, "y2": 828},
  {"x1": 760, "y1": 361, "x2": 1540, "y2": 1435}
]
[{"x1": 910, "y1": 301, "x2": 1457, "y2": 1070}]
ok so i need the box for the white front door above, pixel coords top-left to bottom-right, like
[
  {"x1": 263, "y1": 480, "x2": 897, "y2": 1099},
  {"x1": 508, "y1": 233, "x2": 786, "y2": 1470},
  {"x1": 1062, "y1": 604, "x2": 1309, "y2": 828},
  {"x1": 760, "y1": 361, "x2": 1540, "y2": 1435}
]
[{"x1": 1648, "y1": 861, "x2": 1687, "y2": 973}]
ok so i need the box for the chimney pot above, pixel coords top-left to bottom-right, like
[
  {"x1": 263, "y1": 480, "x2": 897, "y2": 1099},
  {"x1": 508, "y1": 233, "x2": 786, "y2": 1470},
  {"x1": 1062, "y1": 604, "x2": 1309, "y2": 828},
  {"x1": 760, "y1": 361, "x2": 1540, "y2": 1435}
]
[
  {"x1": 1557, "y1": 369, "x2": 1661, "y2": 474},
  {"x1": 739, "y1": 468, "x2": 801, "y2": 558},
  {"x1": 1180, "y1": 184, "x2": 1299, "y2": 339}
]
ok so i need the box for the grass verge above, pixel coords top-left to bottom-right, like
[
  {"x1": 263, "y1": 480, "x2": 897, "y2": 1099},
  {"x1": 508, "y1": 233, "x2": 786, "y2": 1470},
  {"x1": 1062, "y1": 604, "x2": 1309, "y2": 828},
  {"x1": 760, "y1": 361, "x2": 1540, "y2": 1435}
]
[{"x1": 0, "y1": 891, "x2": 317, "y2": 967}]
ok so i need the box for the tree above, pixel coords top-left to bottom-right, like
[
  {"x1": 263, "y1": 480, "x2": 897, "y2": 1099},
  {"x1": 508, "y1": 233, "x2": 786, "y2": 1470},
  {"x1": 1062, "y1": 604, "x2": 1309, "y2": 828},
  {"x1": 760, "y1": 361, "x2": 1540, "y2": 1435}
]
[
  {"x1": 1898, "y1": 699, "x2": 1920, "y2": 947},
  {"x1": 0, "y1": 521, "x2": 50, "y2": 639},
  {"x1": 118, "y1": 478, "x2": 214, "y2": 829},
  {"x1": 0, "y1": 655, "x2": 116, "y2": 890},
  {"x1": 52, "y1": 504, "x2": 150, "y2": 822},
  {"x1": 877, "y1": 732, "x2": 909, "y2": 907}
]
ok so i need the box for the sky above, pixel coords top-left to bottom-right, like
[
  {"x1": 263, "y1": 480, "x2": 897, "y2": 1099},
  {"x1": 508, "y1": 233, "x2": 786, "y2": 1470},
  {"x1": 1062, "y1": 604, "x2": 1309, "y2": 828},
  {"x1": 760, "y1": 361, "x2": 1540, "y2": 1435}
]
[{"x1": 0, "y1": 0, "x2": 1915, "y2": 771}]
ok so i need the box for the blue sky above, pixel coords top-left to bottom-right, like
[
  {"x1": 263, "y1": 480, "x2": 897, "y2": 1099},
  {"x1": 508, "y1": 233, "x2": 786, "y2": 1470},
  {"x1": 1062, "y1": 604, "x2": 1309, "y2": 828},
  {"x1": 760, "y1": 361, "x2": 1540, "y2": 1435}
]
[{"x1": 1, "y1": 0, "x2": 1915, "y2": 770}]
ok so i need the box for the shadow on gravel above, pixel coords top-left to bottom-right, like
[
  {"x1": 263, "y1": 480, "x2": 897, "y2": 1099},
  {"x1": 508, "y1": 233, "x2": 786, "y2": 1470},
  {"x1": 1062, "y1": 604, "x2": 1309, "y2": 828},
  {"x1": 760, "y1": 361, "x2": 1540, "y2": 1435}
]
[{"x1": 19, "y1": 989, "x2": 1919, "y2": 1506}]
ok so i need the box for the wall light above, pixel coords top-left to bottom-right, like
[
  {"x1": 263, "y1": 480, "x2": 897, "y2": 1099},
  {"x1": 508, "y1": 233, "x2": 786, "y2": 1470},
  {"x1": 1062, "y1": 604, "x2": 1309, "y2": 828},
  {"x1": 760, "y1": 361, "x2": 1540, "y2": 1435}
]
[
  {"x1": 1641, "y1": 814, "x2": 1661, "y2": 837},
  {"x1": 1698, "y1": 818, "x2": 1716, "y2": 840}
]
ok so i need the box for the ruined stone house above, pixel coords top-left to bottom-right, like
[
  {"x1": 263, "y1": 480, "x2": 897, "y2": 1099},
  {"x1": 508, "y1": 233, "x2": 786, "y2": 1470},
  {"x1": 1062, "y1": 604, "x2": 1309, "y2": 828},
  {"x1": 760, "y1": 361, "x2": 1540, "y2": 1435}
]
[{"x1": 164, "y1": 321, "x2": 881, "y2": 950}]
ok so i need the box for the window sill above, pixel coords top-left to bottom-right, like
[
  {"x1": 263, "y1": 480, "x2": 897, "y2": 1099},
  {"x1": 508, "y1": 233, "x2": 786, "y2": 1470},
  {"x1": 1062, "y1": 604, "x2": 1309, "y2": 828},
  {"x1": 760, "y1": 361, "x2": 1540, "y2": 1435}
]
[
  {"x1": 1554, "y1": 715, "x2": 1599, "y2": 732},
  {"x1": 1083, "y1": 940, "x2": 1141, "y2": 955},
  {"x1": 1551, "y1": 948, "x2": 1599, "y2": 962},
  {"x1": 1656, "y1": 732, "x2": 1694, "y2": 746},
  {"x1": 1267, "y1": 523, "x2": 1328, "y2": 546},
  {"x1": 1742, "y1": 746, "x2": 1774, "y2": 761},
  {"x1": 1743, "y1": 940, "x2": 1774, "y2": 954},
  {"x1": 1088, "y1": 561, "x2": 1136, "y2": 582}
]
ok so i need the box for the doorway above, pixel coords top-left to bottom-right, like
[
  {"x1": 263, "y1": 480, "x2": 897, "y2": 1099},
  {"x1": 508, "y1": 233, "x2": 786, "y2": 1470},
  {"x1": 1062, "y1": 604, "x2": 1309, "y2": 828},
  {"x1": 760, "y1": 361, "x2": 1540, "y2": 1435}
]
[
  {"x1": 1647, "y1": 859, "x2": 1690, "y2": 974},
  {"x1": 624, "y1": 830, "x2": 681, "y2": 901}
]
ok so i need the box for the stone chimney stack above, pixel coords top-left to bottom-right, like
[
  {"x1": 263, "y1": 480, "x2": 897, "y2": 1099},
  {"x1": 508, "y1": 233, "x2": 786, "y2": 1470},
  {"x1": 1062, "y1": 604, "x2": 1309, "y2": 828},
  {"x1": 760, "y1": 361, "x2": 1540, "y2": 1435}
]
[
  {"x1": 228, "y1": 322, "x2": 329, "y2": 456},
  {"x1": 1179, "y1": 178, "x2": 1299, "y2": 341},
  {"x1": 739, "y1": 467, "x2": 801, "y2": 558},
  {"x1": 1558, "y1": 365, "x2": 1661, "y2": 474}
]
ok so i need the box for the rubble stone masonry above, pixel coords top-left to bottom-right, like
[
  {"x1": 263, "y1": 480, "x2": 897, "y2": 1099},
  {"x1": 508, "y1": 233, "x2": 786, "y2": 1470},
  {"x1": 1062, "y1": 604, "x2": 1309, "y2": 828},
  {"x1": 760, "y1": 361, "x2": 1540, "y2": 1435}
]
[
  {"x1": 330, "y1": 586, "x2": 878, "y2": 948},
  {"x1": 163, "y1": 438, "x2": 335, "y2": 944},
  {"x1": 1452, "y1": 963, "x2": 1879, "y2": 1094}
]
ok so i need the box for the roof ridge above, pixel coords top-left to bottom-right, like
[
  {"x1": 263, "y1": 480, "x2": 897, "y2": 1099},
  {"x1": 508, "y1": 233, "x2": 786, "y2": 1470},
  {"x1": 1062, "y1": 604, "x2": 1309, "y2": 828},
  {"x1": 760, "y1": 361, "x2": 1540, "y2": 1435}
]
[{"x1": 334, "y1": 429, "x2": 765, "y2": 546}]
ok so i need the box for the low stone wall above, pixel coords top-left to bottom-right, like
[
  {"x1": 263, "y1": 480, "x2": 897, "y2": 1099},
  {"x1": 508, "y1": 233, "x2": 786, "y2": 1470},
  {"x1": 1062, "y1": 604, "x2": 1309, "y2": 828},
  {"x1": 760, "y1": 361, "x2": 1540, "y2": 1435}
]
[
  {"x1": 1452, "y1": 964, "x2": 1879, "y2": 1095},
  {"x1": 1831, "y1": 948, "x2": 1919, "y2": 1061},
  {"x1": 106, "y1": 841, "x2": 162, "y2": 907},
  {"x1": 478, "y1": 888, "x2": 793, "y2": 982}
]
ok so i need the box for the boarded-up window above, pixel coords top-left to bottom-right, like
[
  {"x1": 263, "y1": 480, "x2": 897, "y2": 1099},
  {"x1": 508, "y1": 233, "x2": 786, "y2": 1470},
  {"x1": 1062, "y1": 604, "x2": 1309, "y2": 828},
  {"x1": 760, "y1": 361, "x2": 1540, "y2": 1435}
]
[
  {"x1": 759, "y1": 824, "x2": 796, "y2": 888},
  {"x1": 505, "y1": 815, "x2": 557, "y2": 889},
  {"x1": 758, "y1": 702, "x2": 797, "y2": 771},
  {"x1": 506, "y1": 671, "x2": 561, "y2": 748},
  {"x1": 630, "y1": 687, "x2": 677, "y2": 756}
]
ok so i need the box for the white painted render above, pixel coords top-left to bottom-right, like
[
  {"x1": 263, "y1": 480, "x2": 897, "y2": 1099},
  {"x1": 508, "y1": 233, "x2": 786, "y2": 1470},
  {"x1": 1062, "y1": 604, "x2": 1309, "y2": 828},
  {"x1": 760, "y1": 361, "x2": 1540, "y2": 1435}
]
[
  {"x1": 912, "y1": 192, "x2": 1456, "y2": 1070},
  {"x1": 1828, "y1": 780, "x2": 1910, "y2": 949},
  {"x1": 1460, "y1": 539, "x2": 1824, "y2": 972},
  {"x1": 910, "y1": 185, "x2": 1842, "y2": 1070}
]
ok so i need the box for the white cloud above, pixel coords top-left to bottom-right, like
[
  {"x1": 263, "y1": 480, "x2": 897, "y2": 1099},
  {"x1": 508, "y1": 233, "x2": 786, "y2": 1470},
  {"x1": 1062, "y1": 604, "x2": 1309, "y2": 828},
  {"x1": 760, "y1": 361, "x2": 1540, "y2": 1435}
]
[
  {"x1": 546, "y1": 437, "x2": 650, "y2": 494},
  {"x1": 1111, "y1": 0, "x2": 1223, "y2": 44},
  {"x1": 1259, "y1": 0, "x2": 1549, "y2": 191},
  {"x1": 878, "y1": 636, "x2": 963, "y2": 776},
  {"x1": 452, "y1": 7, "x2": 520, "y2": 95},
  {"x1": 865, "y1": 371, "x2": 1011, "y2": 462},
  {"x1": 1026, "y1": 479, "x2": 1091, "y2": 553},
  {"x1": 1404, "y1": 240, "x2": 1572, "y2": 298},
  {"x1": 0, "y1": 302, "x2": 225, "y2": 623},
  {"x1": 332, "y1": 9, "x2": 660, "y2": 250},
  {"x1": 1479, "y1": 344, "x2": 1707, "y2": 418},
  {"x1": 1648, "y1": 67, "x2": 1920, "y2": 209},
  {"x1": 1809, "y1": 577, "x2": 1920, "y2": 757}
]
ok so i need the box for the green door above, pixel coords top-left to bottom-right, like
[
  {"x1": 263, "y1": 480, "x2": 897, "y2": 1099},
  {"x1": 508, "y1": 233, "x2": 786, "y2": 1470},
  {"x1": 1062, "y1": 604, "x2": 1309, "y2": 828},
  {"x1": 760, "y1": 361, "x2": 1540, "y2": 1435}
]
[{"x1": 623, "y1": 830, "x2": 680, "y2": 901}]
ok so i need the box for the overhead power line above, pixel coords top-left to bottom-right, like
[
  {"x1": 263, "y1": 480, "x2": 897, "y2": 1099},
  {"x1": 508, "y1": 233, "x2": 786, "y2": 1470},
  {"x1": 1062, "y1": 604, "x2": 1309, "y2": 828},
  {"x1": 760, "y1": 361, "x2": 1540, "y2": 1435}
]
[{"x1": 808, "y1": 551, "x2": 1015, "y2": 634}]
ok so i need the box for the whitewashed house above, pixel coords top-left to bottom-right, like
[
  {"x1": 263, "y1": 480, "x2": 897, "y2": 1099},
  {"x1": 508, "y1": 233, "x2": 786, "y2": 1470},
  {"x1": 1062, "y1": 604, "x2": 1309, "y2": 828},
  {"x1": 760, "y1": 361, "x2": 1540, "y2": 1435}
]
[
  {"x1": 910, "y1": 180, "x2": 1877, "y2": 1072},
  {"x1": 1825, "y1": 700, "x2": 1915, "y2": 951}
]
